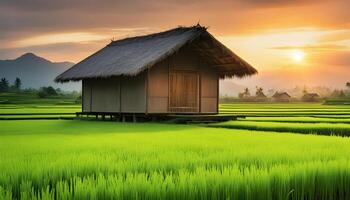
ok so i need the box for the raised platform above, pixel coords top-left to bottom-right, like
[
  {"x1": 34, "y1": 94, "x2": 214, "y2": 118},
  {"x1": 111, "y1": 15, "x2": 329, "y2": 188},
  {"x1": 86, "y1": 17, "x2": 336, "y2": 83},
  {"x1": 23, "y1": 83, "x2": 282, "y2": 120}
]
[{"x1": 76, "y1": 112, "x2": 241, "y2": 124}]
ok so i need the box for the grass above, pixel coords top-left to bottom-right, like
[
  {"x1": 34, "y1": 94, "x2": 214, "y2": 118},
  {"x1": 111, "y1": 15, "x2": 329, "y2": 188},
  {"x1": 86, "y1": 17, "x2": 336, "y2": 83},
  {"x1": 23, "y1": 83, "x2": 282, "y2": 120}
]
[
  {"x1": 240, "y1": 116, "x2": 350, "y2": 124},
  {"x1": 209, "y1": 121, "x2": 350, "y2": 136},
  {"x1": 0, "y1": 92, "x2": 78, "y2": 105},
  {"x1": 1, "y1": 120, "x2": 350, "y2": 199},
  {"x1": 0, "y1": 93, "x2": 80, "y2": 119},
  {"x1": 219, "y1": 103, "x2": 350, "y2": 117},
  {"x1": 2, "y1": 98, "x2": 350, "y2": 199}
]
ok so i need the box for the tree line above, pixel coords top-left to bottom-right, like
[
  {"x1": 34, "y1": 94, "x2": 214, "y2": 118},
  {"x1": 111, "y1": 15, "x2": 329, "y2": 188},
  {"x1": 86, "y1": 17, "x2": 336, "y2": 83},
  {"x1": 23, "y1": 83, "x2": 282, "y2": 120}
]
[
  {"x1": 236, "y1": 82, "x2": 350, "y2": 102},
  {"x1": 0, "y1": 77, "x2": 80, "y2": 99},
  {"x1": 0, "y1": 77, "x2": 21, "y2": 93}
]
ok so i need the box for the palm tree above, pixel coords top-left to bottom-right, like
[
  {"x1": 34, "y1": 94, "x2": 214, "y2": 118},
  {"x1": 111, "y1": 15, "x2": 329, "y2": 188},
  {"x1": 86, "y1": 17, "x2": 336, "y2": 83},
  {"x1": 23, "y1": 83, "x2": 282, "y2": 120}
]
[{"x1": 14, "y1": 77, "x2": 22, "y2": 91}]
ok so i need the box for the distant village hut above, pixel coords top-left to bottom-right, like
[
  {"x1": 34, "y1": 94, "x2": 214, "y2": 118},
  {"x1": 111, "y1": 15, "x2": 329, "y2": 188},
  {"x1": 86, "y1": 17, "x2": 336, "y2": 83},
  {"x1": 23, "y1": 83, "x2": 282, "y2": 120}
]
[
  {"x1": 55, "y1": 25, "x2": 257, "y2": 115},
  {"x1": 272, "y1": 92, "x2": 291, "y2": 102},
  {"x1": 302, "y1": 93, "x2": 320, "y2": 102},
  {"x1": 255, "y1": 93, "x2": 268, "y2": 102}
]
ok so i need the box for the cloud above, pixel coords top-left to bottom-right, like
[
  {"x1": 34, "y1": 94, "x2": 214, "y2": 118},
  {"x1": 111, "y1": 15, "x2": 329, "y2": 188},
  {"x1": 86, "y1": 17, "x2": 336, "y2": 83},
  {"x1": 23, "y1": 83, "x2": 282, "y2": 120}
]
[
  {"x1": 240, "y1": 0, "x2": 328, "y2": 8},
  {"x1": 271, "y1": 44, "x2": 349, "y2": 52},
  {"x1": 0, "y1": 0, "x2": 349, "y2": 67},
  {"x1": 0, "y1": 27, "x2": 159, "y2": 61},
  {"x1": 318, "y1": 30, "x2": 350, "y2": 43},
  {"x1": 0, "y1": 41, "x2": 105, "y2": 62}
]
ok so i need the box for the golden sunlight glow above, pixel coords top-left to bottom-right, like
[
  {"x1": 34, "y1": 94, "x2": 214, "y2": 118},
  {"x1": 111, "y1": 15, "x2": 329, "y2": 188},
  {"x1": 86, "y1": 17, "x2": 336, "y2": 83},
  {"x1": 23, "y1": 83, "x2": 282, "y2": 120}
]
[
  {"x1": 292, "y1": 50, "x2": 305, "y2": 62},
  {"x1": 15, "y1": 32, "x2": 110, "y2": 47},
  {"x1": 217, "y1": 28, "x2": 324, "y2": 69}
]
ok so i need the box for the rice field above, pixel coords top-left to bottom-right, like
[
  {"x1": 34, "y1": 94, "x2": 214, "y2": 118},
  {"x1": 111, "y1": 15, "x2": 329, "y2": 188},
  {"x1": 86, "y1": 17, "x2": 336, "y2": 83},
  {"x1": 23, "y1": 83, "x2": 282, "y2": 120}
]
[
  {"x1": 220, "y1": 103, "x2": 350, "y2": 116},
  {"x1": 1, "y1": 102, "x2": 350, "y2": 199},
  {"x1": 214, "y1": 103, "x2": 350, "y2": 136}
]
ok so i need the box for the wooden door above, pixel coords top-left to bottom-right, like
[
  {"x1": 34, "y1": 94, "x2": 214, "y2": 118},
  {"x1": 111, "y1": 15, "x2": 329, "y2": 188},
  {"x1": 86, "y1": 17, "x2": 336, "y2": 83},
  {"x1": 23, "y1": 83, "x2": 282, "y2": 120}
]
[{"x1": 169, "y1": 71, "x2": 199, "y2": 113}]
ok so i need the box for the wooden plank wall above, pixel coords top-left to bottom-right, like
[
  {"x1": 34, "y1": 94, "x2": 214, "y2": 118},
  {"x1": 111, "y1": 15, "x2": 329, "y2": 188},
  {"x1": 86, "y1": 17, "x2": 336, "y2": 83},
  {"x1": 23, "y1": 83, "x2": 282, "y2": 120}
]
[
  {"x1": 200, "y1": 65, "x2": 218, "y2": 113},
  {"x1": 82, "y1": 79, "x2": 91, "y2": 112},
  {"x1": 169, "y1": 71, "x2": 199, "y2": 113},
  {"x1": 82, "y1": 75, "x2": 146, "y2": 113},
  {"x1": 147, "y1": 60, "x2": 169, "y2": 113},
  {"x1": 147, "y1": 45, "x2": 218, "y2": 114},
  {"x1": 90, "y1": 78, "x2": 120, "y2": 112},
  {"x1": 120, "y1": 73, "x2": 146, "y2": 113}
]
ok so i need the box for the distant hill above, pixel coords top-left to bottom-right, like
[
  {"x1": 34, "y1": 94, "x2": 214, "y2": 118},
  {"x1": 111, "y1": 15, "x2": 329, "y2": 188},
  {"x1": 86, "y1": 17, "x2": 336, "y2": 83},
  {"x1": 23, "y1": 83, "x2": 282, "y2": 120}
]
[{"x1": 0, "y1": 53, "x2": 80, "y2": 91}]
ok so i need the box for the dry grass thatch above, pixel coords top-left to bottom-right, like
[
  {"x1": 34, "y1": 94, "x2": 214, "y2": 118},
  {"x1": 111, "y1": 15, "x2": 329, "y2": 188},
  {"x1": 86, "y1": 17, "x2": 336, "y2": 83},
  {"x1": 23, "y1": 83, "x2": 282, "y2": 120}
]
[{"x1": 55, "y1": 25, "x2": 257, "y2": 82}]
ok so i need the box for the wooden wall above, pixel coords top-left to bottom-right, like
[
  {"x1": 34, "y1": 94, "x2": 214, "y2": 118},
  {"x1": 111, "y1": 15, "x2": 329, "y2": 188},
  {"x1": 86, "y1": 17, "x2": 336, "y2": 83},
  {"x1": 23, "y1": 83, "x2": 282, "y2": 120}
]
[
  {"x1": 91, "y1": 78, "x2": 120, "y2": 112},
  {"x1": 147, "y1": 60, "x2": 169, "y2": 113},
  {"x1": 200, "y1": 66, "x2": 218, "y2": 113},
  {"x1": 147, "y1": 45, "x2": 218, "y2": 114},
  {"x1": 82, "y1": 74, "x2": 146, "y2": 113},
  {"x1": 120, "y1": 73, "x2": 146, "y2": 113},
  {"x1": 82, "y1": 79, "x2": 91, "y2": 112}
]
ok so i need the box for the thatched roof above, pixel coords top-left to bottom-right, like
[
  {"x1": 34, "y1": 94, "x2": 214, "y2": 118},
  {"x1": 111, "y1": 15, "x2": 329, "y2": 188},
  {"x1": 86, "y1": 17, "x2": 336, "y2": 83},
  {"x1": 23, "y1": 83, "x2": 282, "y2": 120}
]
[
  {"x1": 302, "y1": 93, "x2": 319, "y2": 98},
  {"x1": 55, "y1": 25, "x2": 257, "y2": 82},
  {"x1": 272, "y1": 92, "x2": 291, "y2": 98}
]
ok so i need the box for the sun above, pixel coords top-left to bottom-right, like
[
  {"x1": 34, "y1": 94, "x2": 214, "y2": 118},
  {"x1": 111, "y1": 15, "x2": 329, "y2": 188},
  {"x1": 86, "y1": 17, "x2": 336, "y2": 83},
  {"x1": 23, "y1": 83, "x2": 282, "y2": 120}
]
[{"x1": 291, "y1": 50, "x2": 305, "y2": 62}]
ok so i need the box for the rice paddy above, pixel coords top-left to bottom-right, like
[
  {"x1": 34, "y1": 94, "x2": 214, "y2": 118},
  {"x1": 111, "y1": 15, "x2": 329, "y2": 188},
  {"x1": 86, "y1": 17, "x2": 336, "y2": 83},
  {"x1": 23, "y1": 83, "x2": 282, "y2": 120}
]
[{"x1": 1, "y1": 102, "x2": 350, "y2": 199}]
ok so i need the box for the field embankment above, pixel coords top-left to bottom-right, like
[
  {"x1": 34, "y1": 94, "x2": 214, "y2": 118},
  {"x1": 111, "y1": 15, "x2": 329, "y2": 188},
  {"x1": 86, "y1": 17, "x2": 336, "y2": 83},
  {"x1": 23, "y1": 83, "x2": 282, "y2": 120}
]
[
  {"x1": 0, "y1": 93, "x2": 80, "y2": 120},
  {"x1": 209, "y1": 121, "x2": 350, "y2": 136}
]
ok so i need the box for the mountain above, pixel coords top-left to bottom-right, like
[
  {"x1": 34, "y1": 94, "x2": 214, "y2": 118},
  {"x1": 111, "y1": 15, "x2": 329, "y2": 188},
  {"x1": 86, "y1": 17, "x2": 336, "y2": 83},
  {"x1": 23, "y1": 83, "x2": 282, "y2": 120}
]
[{"x1": 0, "y1": 53, "x2": 80, "y2": 91}]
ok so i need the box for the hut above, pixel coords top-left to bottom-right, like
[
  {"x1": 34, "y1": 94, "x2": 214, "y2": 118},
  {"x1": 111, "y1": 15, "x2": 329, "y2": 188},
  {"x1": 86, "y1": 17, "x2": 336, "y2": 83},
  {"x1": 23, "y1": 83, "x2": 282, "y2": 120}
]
[
  {"x1": 302, "y1": 93, "x2": 320, "y2": 102},
  {"x1": 255, "y1": 93, "x2": 268, "y2": 102},
  {"x1": 272, "y1": 92, "x2": 291, "y2": 102},
  {"x1": 55, "y1": 25, "x2": 257, "y2": 115}
]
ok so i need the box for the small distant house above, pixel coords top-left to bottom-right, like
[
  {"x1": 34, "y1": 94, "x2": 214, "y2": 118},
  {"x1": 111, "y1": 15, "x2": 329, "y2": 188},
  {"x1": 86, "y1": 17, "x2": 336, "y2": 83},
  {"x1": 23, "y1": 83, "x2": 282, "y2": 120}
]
[
  {"x1": 272, "y1": 92, "x2": 291, "y2": 102},
  {"x1": 55, "y1": 25, "x2": 257, "y2": 114},
  {"x1": 255, "y1": 93, "x2": 268, "y2": 102},
  {"x1": 302, "y1": 93, "x2": 320, "y2": 102}
]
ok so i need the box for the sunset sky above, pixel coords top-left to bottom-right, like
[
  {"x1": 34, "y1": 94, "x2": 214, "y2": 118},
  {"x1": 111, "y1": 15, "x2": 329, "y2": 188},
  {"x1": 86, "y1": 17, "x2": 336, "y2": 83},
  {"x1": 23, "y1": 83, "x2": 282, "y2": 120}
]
[{"x1": 1, "y1": 0, "x2": 349, "y2": 89}]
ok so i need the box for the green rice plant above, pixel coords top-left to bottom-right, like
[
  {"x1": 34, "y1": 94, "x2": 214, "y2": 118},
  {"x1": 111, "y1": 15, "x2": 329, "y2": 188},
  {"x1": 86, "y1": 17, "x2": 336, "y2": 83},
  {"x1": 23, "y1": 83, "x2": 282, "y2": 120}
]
[
  {"x1": 312, "y1": 115, "x2": 350, "y2": 119},
  {"x1": 1, "y1": 120, "x2": 350, "y2": 199},
  {"x1": 241, "y1": 117, "x2": 350, "y2": 124},
  {"x1": 219, "y1": 103, "x2": 350, "y2": 117},
  {"x1": 209, "y1": 121, "x2": 350, "y2": 136}
]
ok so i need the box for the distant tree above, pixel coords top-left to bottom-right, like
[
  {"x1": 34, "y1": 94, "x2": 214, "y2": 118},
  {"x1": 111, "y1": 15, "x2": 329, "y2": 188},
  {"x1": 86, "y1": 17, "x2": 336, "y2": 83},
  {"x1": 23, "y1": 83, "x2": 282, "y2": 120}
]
[
  {"x1": 244, "y1": 88, "x2": 250, "y2": 96},
  {"x1": 37, "y1": 86, "x2": 58, "y2": 98},
  {"x1": 55, "y1": 88, "x2": 62, "y2": 95},
  {"x1": 331, "y1": 89, "x2": 346, "y2": 98},
  {"x1": 255, "y1": 86, "x2": 266, "y2": 97},
  {"x1": 75, "y1": 95, "x2": 82, "y2": 103},
  {"x1": 346, "y1": 82, "x2": 350, "y2": 88},
  {"x1": 14, "y1": 77, "x2": 22, "y2": 92},
  {"x1": 0, "y1": 78, "x2": 9, "y2": 93},
  {"x1": 302, "y1": 87, "x2": 308, "y2": 95},
  {"x1": 239, "y1": 88, "x2": 251, "y2": 99},
  {"x1": 339, "y1": 90, "x2": 346, "y2": 98}
]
